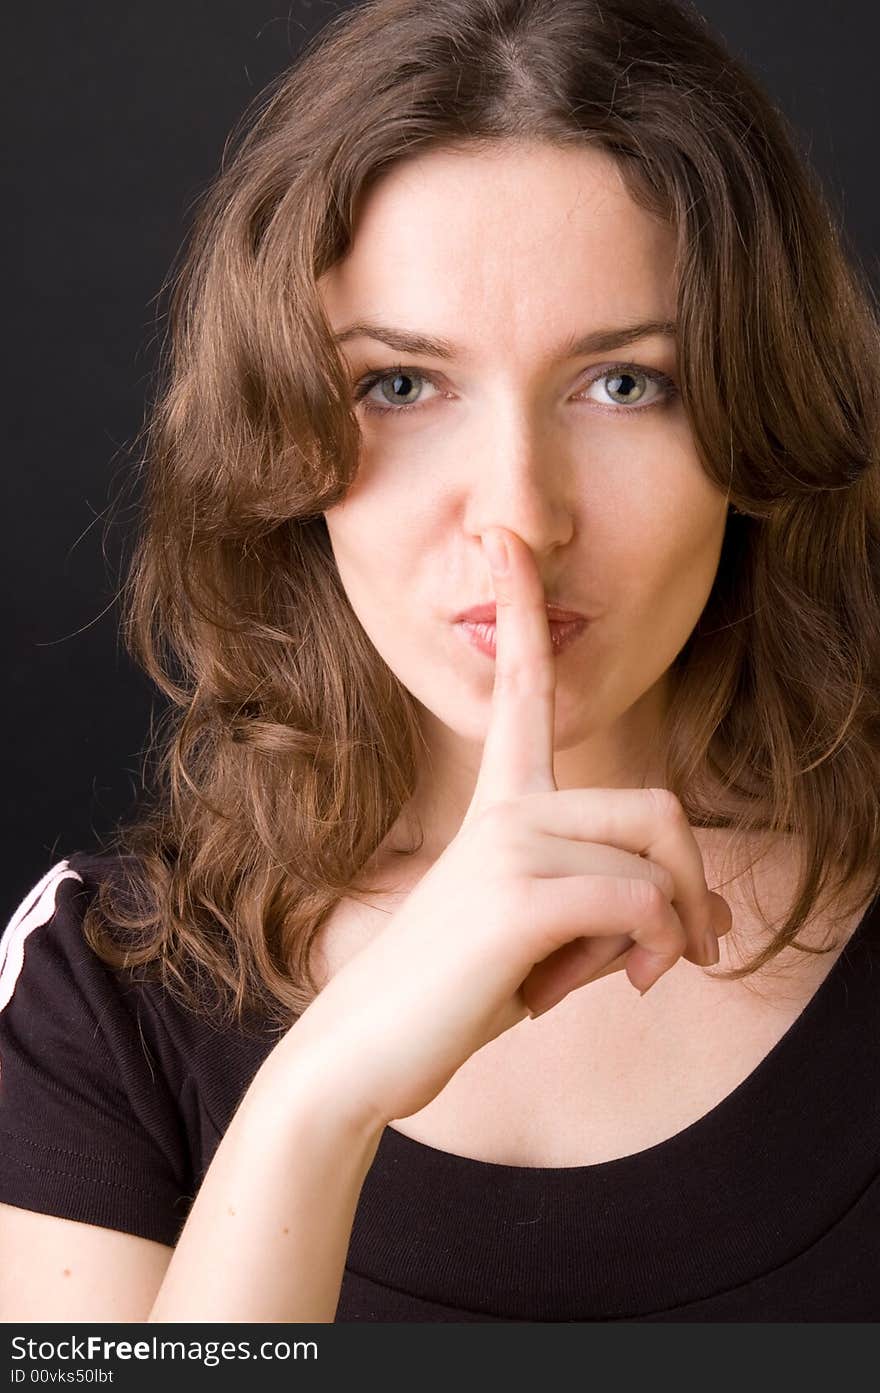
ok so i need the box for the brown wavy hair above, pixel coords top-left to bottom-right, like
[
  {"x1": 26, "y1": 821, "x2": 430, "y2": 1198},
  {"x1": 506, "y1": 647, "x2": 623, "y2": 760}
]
[{"x1": 82, "y1": 0, "x2": 880, "y2": 1033}]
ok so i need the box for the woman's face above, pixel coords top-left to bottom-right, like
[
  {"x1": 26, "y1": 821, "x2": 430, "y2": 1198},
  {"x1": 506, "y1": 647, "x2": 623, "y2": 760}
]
[{"x1": 318, "y1": 141, "x2": 728, "y2": 800}]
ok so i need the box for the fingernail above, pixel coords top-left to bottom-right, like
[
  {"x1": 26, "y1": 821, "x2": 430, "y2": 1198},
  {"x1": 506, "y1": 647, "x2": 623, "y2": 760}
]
[
  {"x1": 634, "y1": 949, "x2": 667, "y2": 997},
  {"x1": 483, "y1": 529, "x2": 509, "y2": 575},
  {"x1": 712, "y1": 894, "x2": 733, "y2": 934}
]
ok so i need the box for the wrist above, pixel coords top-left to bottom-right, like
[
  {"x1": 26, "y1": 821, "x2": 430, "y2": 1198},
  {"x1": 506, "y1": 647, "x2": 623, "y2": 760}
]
[{"x1": 250, "y1": 1022, "x2": 390, "y2": 1145}]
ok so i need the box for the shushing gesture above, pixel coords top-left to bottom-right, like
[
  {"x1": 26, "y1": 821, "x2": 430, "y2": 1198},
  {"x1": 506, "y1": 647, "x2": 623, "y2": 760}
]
[{"x1": 289, "y1": 526, "x2": 733, "y2": 1128}]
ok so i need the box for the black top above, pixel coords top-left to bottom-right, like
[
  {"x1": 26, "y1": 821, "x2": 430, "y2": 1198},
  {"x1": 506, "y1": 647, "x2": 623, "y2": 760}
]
[{"x1": 1, "y1": 849, "x2": 879, "y2": 1322}]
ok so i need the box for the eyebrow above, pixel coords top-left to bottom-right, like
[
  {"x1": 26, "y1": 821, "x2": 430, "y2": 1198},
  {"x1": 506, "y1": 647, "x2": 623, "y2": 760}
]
[{"x1": 333, "y1": 317, "x2": 677, "y2": 360}]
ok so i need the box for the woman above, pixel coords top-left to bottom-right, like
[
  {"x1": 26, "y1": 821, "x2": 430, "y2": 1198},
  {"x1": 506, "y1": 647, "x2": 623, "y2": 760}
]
[{"x1": 1, "y1": 0, "x2": 879, "y2": 1322}]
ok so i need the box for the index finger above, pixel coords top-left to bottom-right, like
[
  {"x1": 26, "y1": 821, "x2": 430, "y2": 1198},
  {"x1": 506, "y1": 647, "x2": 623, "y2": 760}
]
[{"x1": 465, "y1": 527, "x2": 558, "y2": 816}]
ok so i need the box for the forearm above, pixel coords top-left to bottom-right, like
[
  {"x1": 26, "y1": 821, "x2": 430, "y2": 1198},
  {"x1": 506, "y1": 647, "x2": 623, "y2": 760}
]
[{"x1": 147, "y1": 1029, "x2": 385, "y2": 1323}]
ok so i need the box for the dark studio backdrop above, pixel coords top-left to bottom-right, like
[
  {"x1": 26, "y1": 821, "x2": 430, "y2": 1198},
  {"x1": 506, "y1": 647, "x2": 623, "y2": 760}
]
[{"x1": 4, "y1": 0, "x2": 879, "y2": 919}]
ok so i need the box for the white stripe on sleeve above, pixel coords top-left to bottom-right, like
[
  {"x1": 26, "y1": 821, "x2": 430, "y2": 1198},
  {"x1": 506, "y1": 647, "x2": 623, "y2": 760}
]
[{"x1": 0, "y1": 860, "x2": 84, "y2": 1014}]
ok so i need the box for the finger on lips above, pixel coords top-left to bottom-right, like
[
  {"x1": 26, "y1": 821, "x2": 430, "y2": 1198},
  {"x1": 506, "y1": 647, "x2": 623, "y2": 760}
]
[{"x1": 470, "y1": 525, "x2": 728, "y2": 991}]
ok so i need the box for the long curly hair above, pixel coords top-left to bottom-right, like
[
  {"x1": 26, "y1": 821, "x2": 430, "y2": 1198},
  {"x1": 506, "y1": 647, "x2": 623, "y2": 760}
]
[{"x1": 82, "y1": 0, "x2": 880, "y2": 1033}]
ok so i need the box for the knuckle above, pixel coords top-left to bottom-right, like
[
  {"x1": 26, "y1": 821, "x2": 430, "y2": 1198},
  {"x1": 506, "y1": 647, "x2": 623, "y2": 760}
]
[
  {"x1": 472, "y1": 800, "x2": 524, "y2": 870},
  {"x1": 480, "y1": 797, "x2": 520, "y2": 839},
  {"x1": 629, "y1": 876, "x2": 668, "y2": 917},
  {"x1": 494, "y1": 837, "x2": 528, "y2": 881},
  {"x1": 629, "y1": 879, "x2": 684, "y2": 949},
  {"x1": 645, "y1": 786, "x2": 687, "y2": 826},
  {"x1": 646, "y1": 861, "x2": 676, "y2": 901}
]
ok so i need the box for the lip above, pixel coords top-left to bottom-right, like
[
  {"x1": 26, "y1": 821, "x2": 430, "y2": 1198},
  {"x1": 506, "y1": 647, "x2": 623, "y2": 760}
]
[
  {"x1": 455, "y1": 616, "x2": 589, "y2": 660},
  {"x1": 453, "y1": 602, "x2": 587, "y2": 624}
]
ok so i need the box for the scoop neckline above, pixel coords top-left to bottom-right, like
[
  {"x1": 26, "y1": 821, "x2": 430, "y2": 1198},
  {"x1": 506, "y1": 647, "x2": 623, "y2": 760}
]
[{"x1": 380, "y1": 882, "x2": 880, "y2": 1179}]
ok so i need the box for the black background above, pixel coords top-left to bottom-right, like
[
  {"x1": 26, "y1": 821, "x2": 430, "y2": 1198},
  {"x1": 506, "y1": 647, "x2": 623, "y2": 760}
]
[{"x1": 4, "y1": 1, "x2": 879, "y2": 916}]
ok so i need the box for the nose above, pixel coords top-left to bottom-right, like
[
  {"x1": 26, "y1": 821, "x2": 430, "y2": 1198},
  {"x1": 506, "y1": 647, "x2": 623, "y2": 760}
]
[{"x1": 464, "y1": 404, "x2": 575, "y2": 556}]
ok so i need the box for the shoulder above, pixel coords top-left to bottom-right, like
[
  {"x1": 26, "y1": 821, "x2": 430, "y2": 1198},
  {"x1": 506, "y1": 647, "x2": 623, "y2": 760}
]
[
  {"x1": 0, "y1": 850, "x2": 144, "y2": 1015},
  {"x1": 0, "y1": 852, "x2": 196, "y2": 1245},
  {"x1": 1, "y1": 850, "x2": 282, "y2": 1130}
]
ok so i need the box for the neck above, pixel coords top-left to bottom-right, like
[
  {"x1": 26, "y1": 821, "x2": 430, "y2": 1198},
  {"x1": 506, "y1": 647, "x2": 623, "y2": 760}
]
[{"x1": 384, "y1": 679, "x2": 672, "y2": 863}]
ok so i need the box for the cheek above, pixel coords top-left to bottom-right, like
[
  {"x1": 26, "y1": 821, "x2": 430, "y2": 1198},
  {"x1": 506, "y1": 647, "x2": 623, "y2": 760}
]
[
  {"x1": 324, "y1": 438, "x2": 435, "y2": 556},
  {"x1": 337, "y1": 430, "x2": 431, "y2": 508},
  {"x1": 622, "y1": 502, "x2": 728, "y2": 642},
  {"x1": 323, "y1": 504, "x2": 427, "y2": 658},
  {"x1": 610, "y1": 438, "x2": 727, "y2": 568},
  {"x1": 594, "y1": 436, "x2": 725, "y2": 605}
]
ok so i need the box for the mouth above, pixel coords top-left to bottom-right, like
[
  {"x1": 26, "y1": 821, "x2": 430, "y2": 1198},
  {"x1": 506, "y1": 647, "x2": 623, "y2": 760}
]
[{"x1": 454, "y1": 615, "x2": 589, "y2": 659}]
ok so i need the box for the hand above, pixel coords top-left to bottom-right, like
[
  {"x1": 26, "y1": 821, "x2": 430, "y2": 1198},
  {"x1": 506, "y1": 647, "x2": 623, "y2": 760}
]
[{"x1": 288, "y1": 526, "x2": 732, "y2": 1127}]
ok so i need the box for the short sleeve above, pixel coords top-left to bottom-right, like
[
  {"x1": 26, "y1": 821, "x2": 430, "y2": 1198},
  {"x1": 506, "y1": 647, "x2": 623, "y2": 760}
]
[{"x1": 0, "y1": 857, "x2": 194, "y2": 1246}]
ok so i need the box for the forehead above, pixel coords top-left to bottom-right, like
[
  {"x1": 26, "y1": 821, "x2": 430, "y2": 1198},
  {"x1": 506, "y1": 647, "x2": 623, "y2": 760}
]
[{"x1": 319, "y1": 142, "x2": 677, "y2": 356}]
